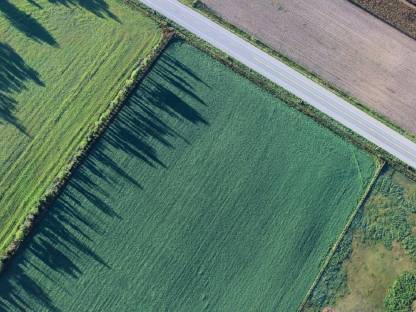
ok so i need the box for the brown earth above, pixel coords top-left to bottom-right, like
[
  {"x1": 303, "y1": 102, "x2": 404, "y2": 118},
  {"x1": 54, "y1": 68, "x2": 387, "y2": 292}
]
[
  {"x1": 349, "y1": 0, "x2": 416, "y2": 40},
  {"x1": 202, "y1": 0, "x2": 416, "y2": 134}
]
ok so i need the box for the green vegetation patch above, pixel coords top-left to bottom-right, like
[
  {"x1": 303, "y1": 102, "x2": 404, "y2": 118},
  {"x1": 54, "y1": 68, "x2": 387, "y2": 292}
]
[
  {"x1": 385, "y1": 272, "x2": 416, "y2": 312},
  {"x1": 0, "y1": 40, "x2": 376, "y2": 311},
  {"x1": 305, "y1": 167, "x2": 416, "y2": 311},
  {"x1": 0, "y1": 0, "x2": 162, "y2": 253}
]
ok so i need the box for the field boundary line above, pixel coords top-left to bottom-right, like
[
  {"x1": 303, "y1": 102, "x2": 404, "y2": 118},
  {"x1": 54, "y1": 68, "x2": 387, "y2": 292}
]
[
  {"x1": 296, "y1": 159, "x2": 385, "y2": 312},
  {"x1": 347, "y1": 0, "x2": 416, "y2": 41},
  {"x1": 179, "y1": 0, "x2": 416, "y2": 145},
  {"x1": 0, "y1": 28, "x2": 173, "y2": 273}
]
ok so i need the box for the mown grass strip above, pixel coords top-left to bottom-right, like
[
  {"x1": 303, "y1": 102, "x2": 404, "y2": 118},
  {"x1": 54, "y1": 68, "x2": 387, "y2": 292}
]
[{"x1": 0, "y1": 0, "x2": 163, "y2": 262}]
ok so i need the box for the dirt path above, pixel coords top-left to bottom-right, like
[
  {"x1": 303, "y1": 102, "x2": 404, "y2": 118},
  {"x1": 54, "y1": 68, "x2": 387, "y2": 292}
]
[{"x1": 203, "y1": 0, "x2": 416, "y2": 134}]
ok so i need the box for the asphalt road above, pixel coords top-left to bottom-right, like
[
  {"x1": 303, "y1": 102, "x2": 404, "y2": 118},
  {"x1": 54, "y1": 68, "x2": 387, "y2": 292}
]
[{"x1": 141, "y1": 0, "x2": 416, "y2": 169}]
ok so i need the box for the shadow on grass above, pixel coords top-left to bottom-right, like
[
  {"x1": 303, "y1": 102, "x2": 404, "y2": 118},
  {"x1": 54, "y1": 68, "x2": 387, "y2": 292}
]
[
  {"x1": 1, "y1": 0, "x2": 122, "y2": 48},
  {"x1": 46, "y1": 0, "x2": 120, "y2": 22},
  {"x1": 1, "y1": 0, "x2": 120, "y2": 44},
  {"x1": 24, "y1": 0, "x2": 120, "y2": 22},
  {"x1": 0, "y1": 46, "x2": 209, "y2": 310},
  {"x1": 0, "y1": 0, "x2": 121, "y2": 129},
  {"x1": 0, "y1": 43, "x2": 43, "y2": 133},
  {"x1": 0, "y1": 0, "x2": 58, "y2": 46}
]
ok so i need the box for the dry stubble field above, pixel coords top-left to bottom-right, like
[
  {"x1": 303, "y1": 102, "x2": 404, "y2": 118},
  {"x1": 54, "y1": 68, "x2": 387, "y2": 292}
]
[{"x1": 202, "y1": 0, "x2": 416, "y2": 134}]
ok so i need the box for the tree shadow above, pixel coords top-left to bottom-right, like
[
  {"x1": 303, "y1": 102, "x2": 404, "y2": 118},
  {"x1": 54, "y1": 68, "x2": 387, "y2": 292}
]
[
  {"x1": 47, "y1": 0, "x2": 120, "y2": 22},
  {"x1": 25, "y1": 0, "x2": 120, "y2": 22},
  {"x1": 0, "y1": 0, "x2": 58, "y2": 46},
  {"x1": 0, "y1": 43, "x2": 210, "y2": 310},
  {"x1": 25, "y1": 0, "x2": 43, "y2": 9},
  {"x1": 0, "y1": 43, "x2": 43, "y2": 133},
  {"x1": 1, "y1": 0, "x2": 121, "y2": 47}
]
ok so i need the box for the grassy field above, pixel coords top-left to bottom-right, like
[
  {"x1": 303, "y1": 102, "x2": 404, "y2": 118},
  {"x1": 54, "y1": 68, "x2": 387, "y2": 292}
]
[
  {"x1": 0, "y1": 40, "x2": 376, "y2": 311},
  {"x1": 0, "y1": 0, "x2": 162, "y2": 253},
  {"x1": 305, "y1": 167, "x2": 416, "y2": 311}
]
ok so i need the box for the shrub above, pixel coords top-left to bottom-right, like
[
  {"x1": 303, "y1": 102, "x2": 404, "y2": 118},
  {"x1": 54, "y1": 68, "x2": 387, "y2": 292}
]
[{"x1": 385, "y1": 272, "x2": 416, "y2": 312}]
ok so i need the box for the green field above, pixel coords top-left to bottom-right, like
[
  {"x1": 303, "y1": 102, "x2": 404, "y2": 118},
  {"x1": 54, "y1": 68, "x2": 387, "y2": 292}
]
[
  {"x1": 0, "y1": 40, "x2": 376, "y2": 311},
  {"x1": 0, "y1": 0, "x2": 162, "y2": 253}
]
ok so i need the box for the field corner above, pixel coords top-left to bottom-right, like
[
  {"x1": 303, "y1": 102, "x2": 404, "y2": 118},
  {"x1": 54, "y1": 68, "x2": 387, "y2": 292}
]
[{"x1": 296, "y1": 158, "x2": 386, "y2": 312}]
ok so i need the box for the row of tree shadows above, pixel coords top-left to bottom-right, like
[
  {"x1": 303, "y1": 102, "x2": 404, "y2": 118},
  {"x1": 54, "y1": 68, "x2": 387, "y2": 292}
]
[
  {"x1": 1, "y1": 0, "x2": 118, "y2": 46},
  {"x1": 0, "y1": 46, "x2": 210, "y2": 311},
  {"x1": 0, "y1": 43, "x2": 42, "y2": 133},
  {"x1": 0, "y1": 0, "x2": 119, "y2": 131}
]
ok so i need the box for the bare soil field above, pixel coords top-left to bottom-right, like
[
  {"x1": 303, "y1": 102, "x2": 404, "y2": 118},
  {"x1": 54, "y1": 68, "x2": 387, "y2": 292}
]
[
  {"x1": 203, "y1": 0, "x2": 416, "y2": 134},
  {"x1": 349, "y1": 0, "x2": 416, "y2": 40}
]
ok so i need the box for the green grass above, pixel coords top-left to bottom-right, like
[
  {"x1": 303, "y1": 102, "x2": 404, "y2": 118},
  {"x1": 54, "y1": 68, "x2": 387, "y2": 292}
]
[
  {"x1": 0, "y1": 0, "x2": 162, "y2": 253},
  {"x1": 0, "y1": 40, "x2": 376, "y2": 311}
]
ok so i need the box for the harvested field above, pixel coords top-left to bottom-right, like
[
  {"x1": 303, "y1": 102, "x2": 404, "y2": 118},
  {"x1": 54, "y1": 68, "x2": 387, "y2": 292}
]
[
  {"x1": 0, "y1": 1, "x2": 161, "y2": 254},
  {"x1": 0, "y1": 40, "x2": 377, "y2": 311},
  {"x1": 202, "y1": 0, "x2": 416, "y2": 134},
  {"x1": 349, "y1": 0, "x2": 416, "y2": 40}
]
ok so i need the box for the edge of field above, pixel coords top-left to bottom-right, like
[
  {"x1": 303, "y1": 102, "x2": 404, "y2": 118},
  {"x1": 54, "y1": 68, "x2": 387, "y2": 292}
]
[
  {"x1": 134, "y1": 0, "x2": 416, "y2": 181},
  {"x1": 178, "y1": 1, "x2": 416, "y2": 145},
  {"x1": 296, "y1": 160, "x2": 386, "y2": 312},
  {"x1": 0, "y1": 26, "x2": 173, "y2": 273},
  {"x1": 347, "y1": 0, "x2": 416, "y2": 41}
]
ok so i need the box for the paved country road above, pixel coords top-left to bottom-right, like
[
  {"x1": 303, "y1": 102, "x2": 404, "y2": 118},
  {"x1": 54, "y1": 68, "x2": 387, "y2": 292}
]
[{"x1": 140, "y1": 0, "x2": 416, "y2": 169}]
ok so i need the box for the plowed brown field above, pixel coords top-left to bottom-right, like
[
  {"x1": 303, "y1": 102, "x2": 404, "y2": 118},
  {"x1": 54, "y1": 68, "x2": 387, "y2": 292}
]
[{"x1": 203, "y1": 0, "x2": 416, "y2": 134}]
